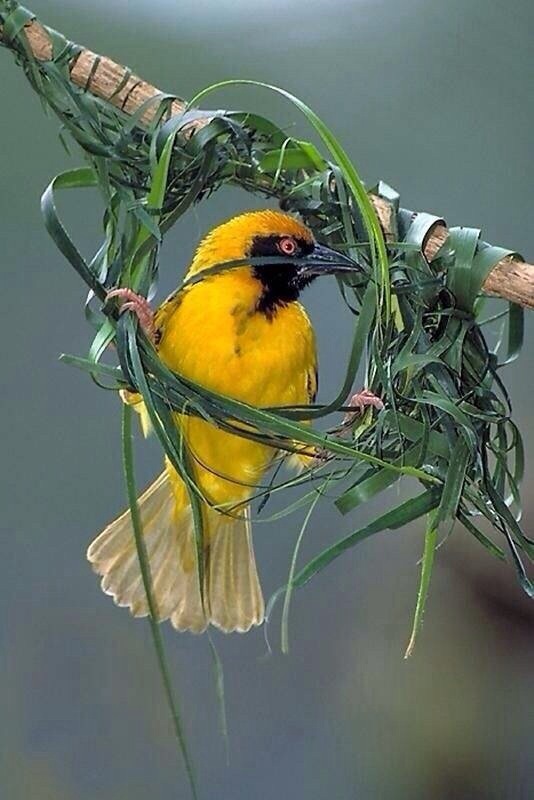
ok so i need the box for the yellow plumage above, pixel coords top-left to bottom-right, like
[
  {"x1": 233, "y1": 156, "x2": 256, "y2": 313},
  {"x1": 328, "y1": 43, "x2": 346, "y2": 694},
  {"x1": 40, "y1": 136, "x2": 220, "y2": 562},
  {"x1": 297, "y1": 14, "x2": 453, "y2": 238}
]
[{"x1": 88, "y1": 210, "x2": 318, "y2": 633}]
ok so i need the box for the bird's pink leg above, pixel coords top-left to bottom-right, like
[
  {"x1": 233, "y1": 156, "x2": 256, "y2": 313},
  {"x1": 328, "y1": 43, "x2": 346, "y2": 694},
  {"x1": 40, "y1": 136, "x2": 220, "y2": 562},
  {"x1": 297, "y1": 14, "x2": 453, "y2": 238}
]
[
  {"x1": 310, "y1": 389, "x2": 385, "y2": 467},
  {"x1": 107, "y1": 288, "x2": 156, "y2": 343},
  {"x1": 343, "y1": 388, "x2": 384, "y2": 425}
]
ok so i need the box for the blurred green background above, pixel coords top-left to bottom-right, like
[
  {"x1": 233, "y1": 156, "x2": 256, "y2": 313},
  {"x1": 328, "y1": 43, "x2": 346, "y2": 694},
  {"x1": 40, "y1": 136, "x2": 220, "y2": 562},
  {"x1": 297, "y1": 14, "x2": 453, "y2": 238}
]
[{"x1": 1, "y1": 1, "x2": 533, "y2": 798}]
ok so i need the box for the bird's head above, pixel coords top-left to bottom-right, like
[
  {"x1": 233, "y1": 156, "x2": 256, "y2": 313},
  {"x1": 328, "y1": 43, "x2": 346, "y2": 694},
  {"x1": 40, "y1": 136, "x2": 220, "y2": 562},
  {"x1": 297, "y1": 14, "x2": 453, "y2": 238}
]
[{"x1": 187, "y1": 209, "x2": 359, "y2": 315}]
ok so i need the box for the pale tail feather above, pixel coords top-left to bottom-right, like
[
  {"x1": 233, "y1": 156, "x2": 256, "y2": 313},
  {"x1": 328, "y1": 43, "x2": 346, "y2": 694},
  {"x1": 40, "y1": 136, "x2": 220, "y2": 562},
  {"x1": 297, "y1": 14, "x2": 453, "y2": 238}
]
[
  {"x1": 87, "y1": 472, "x2": 264, "y2": 634},
  {"x1": 207, "y1": 507, "x2": 265, "y2": 633}
]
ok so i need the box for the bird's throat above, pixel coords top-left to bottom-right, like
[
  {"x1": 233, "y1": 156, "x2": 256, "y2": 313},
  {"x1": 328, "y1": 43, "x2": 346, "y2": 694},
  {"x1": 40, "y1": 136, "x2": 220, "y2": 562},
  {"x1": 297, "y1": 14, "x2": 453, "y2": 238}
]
[{"x1": 255, "y1": 272, "x2": 301, "y2": 317}]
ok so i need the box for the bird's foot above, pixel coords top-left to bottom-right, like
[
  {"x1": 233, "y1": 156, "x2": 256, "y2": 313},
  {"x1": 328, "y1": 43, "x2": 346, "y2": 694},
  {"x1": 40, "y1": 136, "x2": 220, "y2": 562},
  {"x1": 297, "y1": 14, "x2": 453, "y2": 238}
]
[
  {"x1": 107, "y1": 288, "x2": 156, "y2": 343},
  {"x1": 343, "y1": 388, "x2": 384, "y2": 426},
  {"x1": 306, "y1": 391, "x2": 384, "y2": 468}
]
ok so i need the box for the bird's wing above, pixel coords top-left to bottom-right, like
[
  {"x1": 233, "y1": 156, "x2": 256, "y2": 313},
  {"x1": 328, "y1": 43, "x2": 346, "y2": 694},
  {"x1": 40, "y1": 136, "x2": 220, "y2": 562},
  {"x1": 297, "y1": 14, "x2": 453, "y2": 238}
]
[
  {"x1": 306, "y1": 364, "x2": 318, "y2": 404},
  {"x1": 286, "y1": 342, "x2": 318, "y2": 472}
]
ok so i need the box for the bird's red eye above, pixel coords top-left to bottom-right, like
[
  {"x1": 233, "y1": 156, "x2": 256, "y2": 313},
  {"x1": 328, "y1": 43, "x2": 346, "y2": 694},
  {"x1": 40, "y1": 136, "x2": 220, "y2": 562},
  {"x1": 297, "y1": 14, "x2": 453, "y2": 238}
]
[{"x1": 277, "y1": 237, "x2": 297, "y2": 256}]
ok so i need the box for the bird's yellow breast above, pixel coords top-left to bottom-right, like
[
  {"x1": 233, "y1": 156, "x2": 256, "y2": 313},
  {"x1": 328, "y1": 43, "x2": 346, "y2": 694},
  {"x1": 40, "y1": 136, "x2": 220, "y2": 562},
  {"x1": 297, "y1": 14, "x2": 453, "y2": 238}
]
[{"x1": 155, "y1": 269, "x2": 316, "y2": 508}]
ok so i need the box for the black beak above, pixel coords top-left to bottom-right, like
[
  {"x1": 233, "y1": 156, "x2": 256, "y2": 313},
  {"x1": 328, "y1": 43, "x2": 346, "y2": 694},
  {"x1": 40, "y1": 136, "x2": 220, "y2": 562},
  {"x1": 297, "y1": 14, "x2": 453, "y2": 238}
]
[{"x1": 297, "y1": 243, "x2": 360, "y2": 279}]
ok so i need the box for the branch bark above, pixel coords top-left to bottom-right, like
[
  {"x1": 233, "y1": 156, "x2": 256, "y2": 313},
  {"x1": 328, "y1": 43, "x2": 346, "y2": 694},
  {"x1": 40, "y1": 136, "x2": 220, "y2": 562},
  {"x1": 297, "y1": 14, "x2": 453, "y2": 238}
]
[{"x1": 2, "y1": 15, "x2": 534, "y2": 308}]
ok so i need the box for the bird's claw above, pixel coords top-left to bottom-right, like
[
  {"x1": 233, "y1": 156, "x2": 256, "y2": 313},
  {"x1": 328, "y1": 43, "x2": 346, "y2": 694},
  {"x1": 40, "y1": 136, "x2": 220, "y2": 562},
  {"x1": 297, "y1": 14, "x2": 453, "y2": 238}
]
[
  {"x1": 107, "y1": 288, "x2": 156, "y2": 343},
  {"x1": 343, "y1": 389, "x2": 384, "y2": 425},
  {"x1": 309, "y1": 391, "x2": 384, "y2": 465}
]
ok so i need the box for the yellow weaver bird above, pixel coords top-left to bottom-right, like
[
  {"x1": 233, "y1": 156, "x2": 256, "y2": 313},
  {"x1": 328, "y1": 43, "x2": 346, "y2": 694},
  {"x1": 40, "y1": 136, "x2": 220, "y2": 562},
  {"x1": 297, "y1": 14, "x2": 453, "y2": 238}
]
[{"x1": 87, "y1": 209, "x2": 368, "y2": 634}]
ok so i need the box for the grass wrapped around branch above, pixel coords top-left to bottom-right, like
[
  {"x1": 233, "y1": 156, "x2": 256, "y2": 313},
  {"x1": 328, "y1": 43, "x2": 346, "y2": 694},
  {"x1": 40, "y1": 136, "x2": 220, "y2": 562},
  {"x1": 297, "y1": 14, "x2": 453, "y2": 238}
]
[
  {"x1": 2, "y1": 0, "x2": 532, "y2": 631},
  {"x1": 2, "y1": 1, "x2": 533, "y2": 792}
]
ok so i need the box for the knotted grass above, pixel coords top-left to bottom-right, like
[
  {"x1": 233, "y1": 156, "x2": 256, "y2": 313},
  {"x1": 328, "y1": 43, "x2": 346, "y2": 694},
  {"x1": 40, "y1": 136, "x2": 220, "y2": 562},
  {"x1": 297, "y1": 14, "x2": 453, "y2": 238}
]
[{"x1": 1, "y1": 3, "x2": 533, "y2": 794}]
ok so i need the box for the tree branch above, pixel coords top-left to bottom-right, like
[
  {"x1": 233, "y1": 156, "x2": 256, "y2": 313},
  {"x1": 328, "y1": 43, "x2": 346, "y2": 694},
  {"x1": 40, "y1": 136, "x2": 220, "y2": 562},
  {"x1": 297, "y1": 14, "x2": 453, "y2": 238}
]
[{"x1": 2, "y1": 13, "x2": 534, "y2": 308}]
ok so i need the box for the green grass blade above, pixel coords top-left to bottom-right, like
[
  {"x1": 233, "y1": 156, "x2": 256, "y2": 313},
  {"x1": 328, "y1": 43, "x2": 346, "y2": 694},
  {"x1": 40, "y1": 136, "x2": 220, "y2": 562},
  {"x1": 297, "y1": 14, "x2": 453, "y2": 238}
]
[
  {"x1": 404, "y1": 512, "x2": 438, "y2": 658},
  {"x1": 434, "y1": 437, "x2": 470, "y2": 525},
  {"x1": 207, "y1": 634, "x2": 230, "y2": 766},
  {"x1": 282, "y1": 488, "x2": 441, "y2": 592},
  {"x1": 121, "y1": 405, "x2": 198, "y2": 800},
  {"x1": 281, "y1": 490, "x2": 323, "y2": 654}
]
